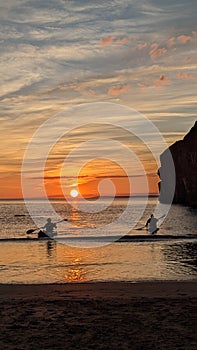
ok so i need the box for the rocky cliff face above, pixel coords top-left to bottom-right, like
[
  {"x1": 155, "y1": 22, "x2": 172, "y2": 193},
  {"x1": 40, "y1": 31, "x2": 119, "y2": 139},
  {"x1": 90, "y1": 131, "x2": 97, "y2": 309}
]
[{"x1": 158, "y1": 121, "x2": 197, "y2": 208}]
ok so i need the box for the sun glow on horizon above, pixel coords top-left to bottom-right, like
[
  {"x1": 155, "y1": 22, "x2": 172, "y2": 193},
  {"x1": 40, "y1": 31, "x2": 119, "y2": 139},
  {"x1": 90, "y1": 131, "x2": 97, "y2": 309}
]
[{"x1": 70, "y1": 189, "x2": 79, "y2": 198}]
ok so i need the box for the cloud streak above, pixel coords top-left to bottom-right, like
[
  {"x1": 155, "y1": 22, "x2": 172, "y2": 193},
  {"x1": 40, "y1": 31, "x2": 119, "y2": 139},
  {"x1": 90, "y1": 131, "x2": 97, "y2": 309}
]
[
  {"x1": 177, "y1": 72, "x2": 194, "y2": 79},
  {"x1": 99, "y1": 36, "x2": 115, "y2": 47},
  {"x1": 149, "y1": 43, "x2": 167, "y2": 60},
  {"x1": 108, "y1": 85, "x2": 130, "y2": 96},
  {"x1": 178, "y1": 35, "x2": 192, "y2": 44},
  {"x1": 99, "y1": 35, "x2": 129, "y2": 46}
]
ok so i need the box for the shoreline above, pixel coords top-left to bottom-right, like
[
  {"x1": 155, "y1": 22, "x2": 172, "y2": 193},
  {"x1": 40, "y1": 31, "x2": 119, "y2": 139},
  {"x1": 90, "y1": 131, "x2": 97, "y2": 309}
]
[
  {"x1": 0, "y1": 280, "x2": 197, "y2": 300},
  {"x1": 0, "y1": 233, "x2": 197, "y2": 243}
]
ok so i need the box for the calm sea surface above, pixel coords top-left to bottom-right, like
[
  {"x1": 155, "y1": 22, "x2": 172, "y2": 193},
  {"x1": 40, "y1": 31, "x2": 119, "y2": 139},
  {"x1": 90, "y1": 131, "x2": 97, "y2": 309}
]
[{"x1": 0, "y1": 198, "x2": 196, "y2": 283}]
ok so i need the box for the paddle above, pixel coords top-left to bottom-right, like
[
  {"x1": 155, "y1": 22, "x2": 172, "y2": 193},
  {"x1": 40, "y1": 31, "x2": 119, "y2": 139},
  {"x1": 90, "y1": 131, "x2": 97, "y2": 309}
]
[
  {"x1": 159, "y1": 214, "x2": 166, "y2": 220},
  {"x1": 26, "y1": 219, "x2": 68, "y2": 234},
  {"x1": 134, "y1": 225, "x2": 146, "y2": 231}
]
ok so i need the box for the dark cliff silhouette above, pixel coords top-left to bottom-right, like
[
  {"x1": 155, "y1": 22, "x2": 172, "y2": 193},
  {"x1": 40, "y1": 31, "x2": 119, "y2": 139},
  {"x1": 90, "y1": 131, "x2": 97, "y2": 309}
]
[{"x1": 158, "y1": 121, "x2": 197, "y2": 208}]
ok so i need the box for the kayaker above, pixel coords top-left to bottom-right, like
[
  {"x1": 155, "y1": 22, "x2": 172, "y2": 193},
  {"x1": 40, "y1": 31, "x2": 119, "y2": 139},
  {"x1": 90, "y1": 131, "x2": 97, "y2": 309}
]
[
  {"x1": 43, "y1": 218, "x2": 57, "y2": 235},
  {"x1": 38, "y1": 218, "x2": 57, "y2": 238},
  {"x1": 145, "y1": 214, "x2": 159, "y2": 234}
]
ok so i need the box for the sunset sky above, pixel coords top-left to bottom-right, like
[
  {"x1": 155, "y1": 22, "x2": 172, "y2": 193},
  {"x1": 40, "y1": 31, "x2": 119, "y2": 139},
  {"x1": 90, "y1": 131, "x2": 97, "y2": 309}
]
[{"x1": 0, "y1": 0, "x2": 196, "y2": 199}]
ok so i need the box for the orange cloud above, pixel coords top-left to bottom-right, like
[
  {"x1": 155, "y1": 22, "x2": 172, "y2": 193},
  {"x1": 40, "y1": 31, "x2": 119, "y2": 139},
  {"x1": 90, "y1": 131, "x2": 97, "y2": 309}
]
[
  {"x1": 99, "y1": 36, "x2": 129, "y2": 47},
  {"x1": 115, "y1": 37, "x2": 128, "y2": 45},
  {"x1": 178, "y1": 35, "x2": 192, "y2": 44},
  {"x1": 167, "y1": 37, "x2": 175, "y2": 47},
  {"x1": 108, "y1": 85, "x2": 130, "y2": 96},
  {"x1": 177, "y1": 72, "x2": 194, "y2": 80},
  {"x1": 149, "y1": 43, "x2": 167, "y2": 60},
  {"x1": 136, "y1": 42, "x2": 147, "y2": 50},
  {"x1": 87, "y1": 89, "x2": 96, "y2": 96},
  {"x1": 159, "y1": 75, "x2": 166, "y2": 81},
  {"x1": 74, "y1": 85, "x2": 83, "y2": 92},
  {"x1": 99, "y1": 35, "x2": 115, "y2": 46},
  {"x1": 154, "y1": 75, "x2": 171, "y2": 88},
  {"x1": 137, "y1": 82, "x2": 147, "y2": 88}
]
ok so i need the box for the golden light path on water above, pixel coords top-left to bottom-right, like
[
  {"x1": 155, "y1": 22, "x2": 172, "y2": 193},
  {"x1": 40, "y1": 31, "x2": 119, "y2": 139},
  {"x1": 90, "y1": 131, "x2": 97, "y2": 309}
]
[{"x1": 0, "y1": 240, "x2": 196, "y2": 283}]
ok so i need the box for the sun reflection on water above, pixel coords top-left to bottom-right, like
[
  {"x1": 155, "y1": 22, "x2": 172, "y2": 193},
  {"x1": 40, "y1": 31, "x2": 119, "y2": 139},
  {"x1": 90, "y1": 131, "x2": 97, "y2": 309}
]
[{"x1": 64, "y1": 257, "x2": 86, "y2": 282}]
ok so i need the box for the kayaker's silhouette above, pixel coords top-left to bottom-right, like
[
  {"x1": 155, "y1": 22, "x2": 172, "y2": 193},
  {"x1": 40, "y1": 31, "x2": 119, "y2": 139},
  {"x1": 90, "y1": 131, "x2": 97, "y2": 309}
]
[
  {"x1": 38, "y1": 218, "x2": 57, "y2": 238},
  {"x1": 44, "y1": 218, "x2": 57, "y2": 234},
  {"x1": 145, "y1": 214, "x2": 159, "y2": 234}
]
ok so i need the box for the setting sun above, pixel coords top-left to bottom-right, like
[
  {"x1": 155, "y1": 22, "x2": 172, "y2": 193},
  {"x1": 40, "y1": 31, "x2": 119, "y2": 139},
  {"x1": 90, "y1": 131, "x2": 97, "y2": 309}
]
[{"x1": 70, "y1": 189, "x2": 79, "y2": 198}]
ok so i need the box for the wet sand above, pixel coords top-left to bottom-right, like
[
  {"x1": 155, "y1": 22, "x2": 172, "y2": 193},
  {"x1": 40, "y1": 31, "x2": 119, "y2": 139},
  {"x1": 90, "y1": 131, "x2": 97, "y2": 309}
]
[{"x1": 0, "y1": 281, "x2": 197, "y2": 349}]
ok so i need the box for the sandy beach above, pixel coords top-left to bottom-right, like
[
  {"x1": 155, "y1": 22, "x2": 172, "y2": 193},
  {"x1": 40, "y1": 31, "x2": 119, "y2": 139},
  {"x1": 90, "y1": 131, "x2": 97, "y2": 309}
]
[{"x1": 0, "y1": 281, "x2": 197, "y2": 350}]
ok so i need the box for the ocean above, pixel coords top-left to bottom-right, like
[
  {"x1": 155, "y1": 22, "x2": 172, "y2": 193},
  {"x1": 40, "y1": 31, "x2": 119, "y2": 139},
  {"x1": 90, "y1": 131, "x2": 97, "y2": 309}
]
[{"x1": 0, "y1": 198, "x2": 196, "y2": 283}]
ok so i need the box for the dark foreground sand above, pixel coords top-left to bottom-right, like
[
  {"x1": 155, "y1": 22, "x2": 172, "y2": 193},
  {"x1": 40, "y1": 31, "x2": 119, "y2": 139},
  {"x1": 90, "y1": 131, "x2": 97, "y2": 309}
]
[{"x1": 0, "y1": 281, "x2": 197, "y2": 350}]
